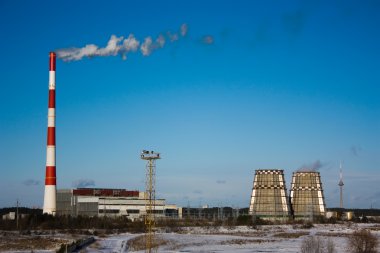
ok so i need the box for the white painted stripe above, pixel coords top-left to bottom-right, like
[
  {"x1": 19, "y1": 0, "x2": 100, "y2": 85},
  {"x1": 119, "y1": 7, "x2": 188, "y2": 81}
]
[
  {"x1": 280, "y1": 189, "x2": 287, "y2": 211},
  {"x1": 43, "y1": 185, "x2": 56, "y2": 215},
  {"x1": 279, "y1": 175, "x2": 284, "y2": 186},
  {"x1": 46, "y1": 146, "x2": 55, "y2": 166},
  {"x1": 49, "y1": 71, "x2": 55, "y2": 89},
  {"x1": 317, "y1": 190, "x2": 325, "y2": 212},
  {"x1": 48, "y1": 108, "x2": 55, "y2": 127}
]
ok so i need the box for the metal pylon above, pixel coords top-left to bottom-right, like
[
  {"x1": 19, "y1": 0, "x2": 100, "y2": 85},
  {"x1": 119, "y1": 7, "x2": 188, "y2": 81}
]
[{"x1": 141, "y1": 150, "x2": 160, "y2": 253}]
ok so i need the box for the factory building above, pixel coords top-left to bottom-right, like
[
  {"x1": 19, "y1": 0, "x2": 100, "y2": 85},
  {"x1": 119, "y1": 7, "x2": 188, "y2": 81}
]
[
  {"x1": 248, "y1": 169, "x2": 290, "y2": 220},
  {"x1": 56, "y1": 188, "x2": 179, "y2": 220},
  {"x1": 290, "y1": 171, "x2": 326, "y2": 220}
]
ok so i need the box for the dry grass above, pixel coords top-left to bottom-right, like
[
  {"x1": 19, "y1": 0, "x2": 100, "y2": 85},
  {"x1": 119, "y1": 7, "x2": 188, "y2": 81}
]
[
  {"x1": 367, "y1": 225, "x2": 380, "y2": 231},
  {"x1": 315, "y1": 232, "x2": 349, "y2": 237},
  {"x1": 160, "y1": 237, "x2": 276, "y2": 251},
  {"x1": 203, "y1": 231, "x2": 268, "y2": 237},
  {"x1": 273, "y1": 232, "x2": 309, "y2": 238},
  {"x1": 166, "y1": 241, "x2": 208, "y2": 250},
  {"x1": 0, "y1": 236, "x2": 68, "y2": 251},
  {"x1": 127, "y1": 235, "x2": 168, "y2": 251},
  {"x1": 90, "y1": 241, "x2": 102, "y2": 249},
  {"x1": 220, "y1": 238, "x2": 275, "y2": 245}
]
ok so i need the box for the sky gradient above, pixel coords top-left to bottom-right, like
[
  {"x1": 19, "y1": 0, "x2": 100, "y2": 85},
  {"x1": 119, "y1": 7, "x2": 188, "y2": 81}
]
[{"x1": 0, "y1": 0, "x2": 379, "y2": 209}]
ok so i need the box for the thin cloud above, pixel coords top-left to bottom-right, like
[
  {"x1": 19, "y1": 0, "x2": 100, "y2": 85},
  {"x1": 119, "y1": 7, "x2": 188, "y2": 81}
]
[
  {"x1": 350, "y1": 145, "x2": 362, "y2": 156},
  {"x1": 216, "y1": 180, "x2": 226, "y2": 184},
  {"x1": 363, "y1": 191, "x2": 380, "y2": 203},
  {"x1": 193, "y1": 189, "x2": 203, "y2": 194},
  {"x1": 23, "y1": 179, "x2": 40, "y2": 186}
]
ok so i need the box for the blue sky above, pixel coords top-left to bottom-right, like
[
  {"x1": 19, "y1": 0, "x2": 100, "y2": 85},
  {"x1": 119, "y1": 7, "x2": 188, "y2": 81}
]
[{"x1": 0, "y1": 0, "x2": 379, "y2": 209}]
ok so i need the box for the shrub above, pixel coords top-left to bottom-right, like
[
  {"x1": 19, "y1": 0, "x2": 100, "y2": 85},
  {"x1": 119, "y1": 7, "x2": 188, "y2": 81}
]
[
  {"x1": 326, "y1": 238, "x2": 336, "y2": 253},
  {"x1": 347, "y1": 229, "x2": 378, "y2": 253},
  {"x1": 301, "y1": 221, "x2": 314, "y2": 229},
  {"x1": 300, "y1": 236, "x2": 336, "y2": 253},
  {"x1": 301, "y1": 236, "x2": 324, "y2": 253}
]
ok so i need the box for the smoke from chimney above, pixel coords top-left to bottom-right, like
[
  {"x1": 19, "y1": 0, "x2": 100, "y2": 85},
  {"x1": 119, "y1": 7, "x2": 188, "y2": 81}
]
[
  {"x1": 297, "y1": 160, "x2": 324, "y2": 172},
  {"x1": 56, "y1": 24, "x2": 188, "y2": 62}
]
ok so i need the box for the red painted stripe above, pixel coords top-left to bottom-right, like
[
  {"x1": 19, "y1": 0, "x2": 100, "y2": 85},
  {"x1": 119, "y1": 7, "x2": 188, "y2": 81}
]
[
  {"x1": 48, "y1": 90, "x2": 55, "y2": 108},
  {"x1": 49, "y1": 52, "x2": 56, "y2": 71},
  {"x1": 45, "y1": 178, "x2": 56, "y2": 185},
  {"x1": 47, "y1": 127, "x2": 55, "y2": 145},
  {"x1": 45, "y1": 166, "x2": 56, "y2": 177},
  {"x1": 45, "y1": 166, "x2": 56, "y2": 185}
]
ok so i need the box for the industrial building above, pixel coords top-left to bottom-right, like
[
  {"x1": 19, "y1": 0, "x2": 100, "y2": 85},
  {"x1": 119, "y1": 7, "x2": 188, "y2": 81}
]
[
  {"x1": 248, "y1": 169, "x2": 290, "y2": 220},
  {"x1": 2, "y1": 212, "x2": 28, "y2": 220},
  {"x1": 56, "y1": 188, "x2": 179, "y2": 220},
  {"x1": 290, "y1": 171, "x2": 326, "y2": 220}
]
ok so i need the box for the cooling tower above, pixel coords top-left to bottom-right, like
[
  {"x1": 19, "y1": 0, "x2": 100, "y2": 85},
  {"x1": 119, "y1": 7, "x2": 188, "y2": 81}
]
[
  {"x1": 43, "y1": 52, "x2": 57, "y2": 215},
  {"x1": 249, "y1": 169, "x2": 290, "y2": 220},
  {"x1": 290, "y1": 171, "x2": 326, "y2": 219}
]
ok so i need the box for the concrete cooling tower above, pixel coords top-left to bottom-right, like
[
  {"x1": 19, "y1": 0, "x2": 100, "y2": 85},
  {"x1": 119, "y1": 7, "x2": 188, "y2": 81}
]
[
  {"x1": 249, "y1": 169, "x2": 290, "y2": 220},
  {"x1": 290, "y1": 171, "x2": 326, "y2": 220}
]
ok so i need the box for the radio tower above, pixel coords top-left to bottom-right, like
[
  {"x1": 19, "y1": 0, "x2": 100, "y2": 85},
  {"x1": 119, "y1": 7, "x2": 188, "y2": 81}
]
[
  {"x1": 338, "y1": 162, "x2": 344, "y2": 209},
  {"x1": 141, "y1": 150, "x2": 160, "y2": 253}
]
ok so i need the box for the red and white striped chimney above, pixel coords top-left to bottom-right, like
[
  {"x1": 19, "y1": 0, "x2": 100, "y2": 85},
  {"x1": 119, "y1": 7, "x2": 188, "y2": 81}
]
[{"x1": 43, "y1": 52, "x2": 57, "y2": 215}]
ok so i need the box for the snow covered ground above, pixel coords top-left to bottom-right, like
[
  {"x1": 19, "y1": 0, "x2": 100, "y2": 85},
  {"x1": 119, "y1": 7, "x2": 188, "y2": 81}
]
[{"x1": 87, "y1": 223, "x2": 380, "y2": 253}]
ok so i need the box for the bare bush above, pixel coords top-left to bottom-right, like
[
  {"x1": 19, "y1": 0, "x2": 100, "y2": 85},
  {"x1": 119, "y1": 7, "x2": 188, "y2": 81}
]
[
  {"x1": 301, "y1": 236, "x2": 336, "y2": 253},
  {"x1": 301, "y1": 236, "x2": 324, "y2": 253},
  {"x1": 347, "y1": 229, "x2": 378, "y2": 253},
  {"x1": 326, "y1": 238, "x2": 336, "y2": 253}
]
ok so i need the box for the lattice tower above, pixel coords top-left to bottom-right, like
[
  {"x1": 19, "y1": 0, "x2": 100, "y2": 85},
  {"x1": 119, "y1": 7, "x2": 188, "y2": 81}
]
[{"x1": 141, "y1": 150, "x2": 160, "y2": 253}]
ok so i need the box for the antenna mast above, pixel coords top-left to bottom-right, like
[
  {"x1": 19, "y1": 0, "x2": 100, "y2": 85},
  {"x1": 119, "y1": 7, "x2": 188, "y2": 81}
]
[
  {"x1": 338, "y1": 161, "x2": 344, "y2": 209},
  {"x1": 141, "y1": 150, "x2": 160, "y2": 253}
]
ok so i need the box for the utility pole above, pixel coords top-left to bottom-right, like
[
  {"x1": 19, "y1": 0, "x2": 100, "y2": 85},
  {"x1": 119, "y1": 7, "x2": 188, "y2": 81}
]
[
  {"x1": 16, "y1": 199, "x2": 19, "y2": 230},
  {"x1": 141, "y1": 150, "x2": 160, "y2": 253}
]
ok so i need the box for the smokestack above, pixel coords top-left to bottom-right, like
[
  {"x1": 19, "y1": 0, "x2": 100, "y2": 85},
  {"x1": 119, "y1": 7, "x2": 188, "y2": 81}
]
[{"x1": 43, "y1": 52, "x2": 57, "y2": 215}]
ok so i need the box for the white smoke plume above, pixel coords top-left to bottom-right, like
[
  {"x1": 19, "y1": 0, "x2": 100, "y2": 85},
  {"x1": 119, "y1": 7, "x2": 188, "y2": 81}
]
[
  {"x1": 140, "y1": 34, "x2": 167, "y2": 56},
  {"x1": 167, "y1": 31, "x2": 179, "y2": 42},
  {"x1": 140, "y1": 37, "x2": 153, "y2": 56},
  {"x1": 202, "y1": 35, "x2": 214, "y2": 44},
  {"x1": 156, "y1": 34, "x2": 166, "y2": 48},
  {"x1": 180, "y1": 23, "x2": 188, "y2": 36},
  {"x1": 56, "y1": 23, "x2": 188, "y2": 61},
  {"x1": 121, "y1": 34, "x2": 140, "y2": 60}
]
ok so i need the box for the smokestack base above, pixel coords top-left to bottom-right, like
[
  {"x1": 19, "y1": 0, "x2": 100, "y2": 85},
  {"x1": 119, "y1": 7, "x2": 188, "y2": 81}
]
[{"x1": 43, "y1": 185, "x2": 56, "y2": 215}]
